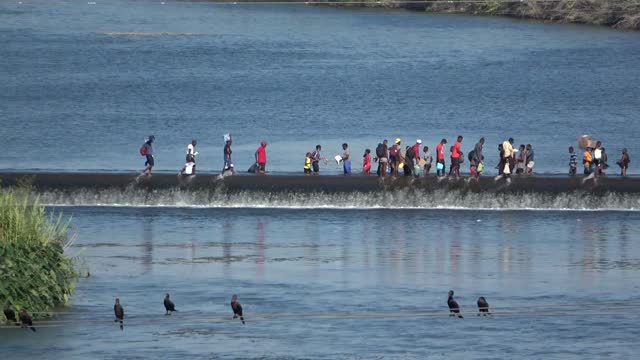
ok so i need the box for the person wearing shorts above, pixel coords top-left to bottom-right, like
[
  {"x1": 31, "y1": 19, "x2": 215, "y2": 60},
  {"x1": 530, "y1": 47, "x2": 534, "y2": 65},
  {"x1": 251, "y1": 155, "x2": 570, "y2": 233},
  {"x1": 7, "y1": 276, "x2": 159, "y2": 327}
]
[
  {"x1": 140, "y1": 135, "x2": 155, "y2": 175},
  {"x1": 311, "y1": 145, "x2": 325, "y2": 174},
  {"x1": 525, "y1": 144, "x2": 535, "y2": 175},
  {"x1": 255, "y1": 141, "x2": 267, "y2": 174}
]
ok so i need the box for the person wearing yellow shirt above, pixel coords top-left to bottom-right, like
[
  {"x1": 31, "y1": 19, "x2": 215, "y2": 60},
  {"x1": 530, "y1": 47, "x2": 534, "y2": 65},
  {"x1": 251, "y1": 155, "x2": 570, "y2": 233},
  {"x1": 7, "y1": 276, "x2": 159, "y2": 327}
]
[{"x1": 304, "y1": 152, "x2": 312, "y2": 175}]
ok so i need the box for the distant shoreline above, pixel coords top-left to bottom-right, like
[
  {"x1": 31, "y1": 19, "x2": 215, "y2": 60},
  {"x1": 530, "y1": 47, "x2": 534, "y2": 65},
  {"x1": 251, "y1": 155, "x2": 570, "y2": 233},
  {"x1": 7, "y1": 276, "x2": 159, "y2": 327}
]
[{"x1": 305, "y1": 0, "x2": 640, "y2": 31}]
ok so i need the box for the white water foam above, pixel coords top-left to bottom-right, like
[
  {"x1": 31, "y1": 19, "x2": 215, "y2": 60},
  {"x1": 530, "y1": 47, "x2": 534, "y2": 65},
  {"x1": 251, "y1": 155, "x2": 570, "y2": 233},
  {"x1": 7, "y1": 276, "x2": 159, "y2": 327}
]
[{"x1": 36, "y1": 188, "x2": 640, "y2": 211}]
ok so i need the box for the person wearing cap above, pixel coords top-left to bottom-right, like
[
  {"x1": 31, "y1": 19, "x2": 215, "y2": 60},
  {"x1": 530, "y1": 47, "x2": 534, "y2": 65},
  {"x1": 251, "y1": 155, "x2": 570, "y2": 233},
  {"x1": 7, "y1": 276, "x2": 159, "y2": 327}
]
[
  {"x1": 255, "y1": 141, "x2": 267, "y2": 174},
  {"x1": 389, "y1": 138, "x2": 401, "y2": 176},
  {"x1": 413, "y1": 139, "x2": 422, "y2": 162}
]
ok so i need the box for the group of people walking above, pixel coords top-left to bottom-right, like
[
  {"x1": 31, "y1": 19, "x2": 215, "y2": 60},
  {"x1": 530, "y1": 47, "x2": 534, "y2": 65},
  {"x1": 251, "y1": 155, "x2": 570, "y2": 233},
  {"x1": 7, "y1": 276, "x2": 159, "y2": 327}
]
[
  {"x1": 138, "y1": 134, "x2": 270, "y2": 177},
  {"x1": 136, "y1": 135, "x2": 631, "y2": 178},
  {"x1": 331, "y1": 136, "x2": 530, "y2": 182},
  {"x1": 576, "y1": 141, "x2": 631, "y2": 178}
]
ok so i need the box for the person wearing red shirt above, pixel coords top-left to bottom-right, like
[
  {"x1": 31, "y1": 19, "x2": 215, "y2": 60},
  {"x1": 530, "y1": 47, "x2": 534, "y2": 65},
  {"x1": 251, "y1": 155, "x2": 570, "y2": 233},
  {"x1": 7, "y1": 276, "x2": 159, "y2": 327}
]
[
  {"x1": 413, "y1": 139, "x2": 422, "y2": 161},
  {"x1": 449, "y1": 135, "x2": 463, "y2": 179},
  {"x1": 255, "y1": 141, "x2": 267, "y2": 174},
  {"x1": 436, "y1": 138, "x2": 447, "y2": 177}
]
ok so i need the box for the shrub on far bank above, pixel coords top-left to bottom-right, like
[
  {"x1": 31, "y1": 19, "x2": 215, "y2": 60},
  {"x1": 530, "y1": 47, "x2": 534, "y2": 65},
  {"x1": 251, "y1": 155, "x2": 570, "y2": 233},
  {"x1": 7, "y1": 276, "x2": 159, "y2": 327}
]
[{"x1": 0, "y1": 188, "x2": 77, "y2": 321}]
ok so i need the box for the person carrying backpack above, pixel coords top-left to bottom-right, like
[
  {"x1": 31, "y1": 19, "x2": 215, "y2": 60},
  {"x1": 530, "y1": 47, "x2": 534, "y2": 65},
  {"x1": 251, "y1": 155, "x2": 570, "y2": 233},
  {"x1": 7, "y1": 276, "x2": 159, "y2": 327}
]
[
  {"x1": 375, "y1": 140, "x2": 389, "y2": 177},
  {"x1": 404, "y1": 145, "x2": 415, "y2": 177},
  {"x1": 140, "y1": 135, "x2": 155, "y2": 175}
]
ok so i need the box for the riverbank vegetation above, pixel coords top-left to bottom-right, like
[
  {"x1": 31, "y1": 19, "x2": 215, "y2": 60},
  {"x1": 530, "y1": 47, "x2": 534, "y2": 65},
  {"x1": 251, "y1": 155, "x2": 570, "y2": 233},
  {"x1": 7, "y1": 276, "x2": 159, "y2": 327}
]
[
  {"x1": 316, "y1": 0, "x2": 640, "y2": 31},
  {"x1": 0, "y1": 188, "x2": 77, "y2": 321}
]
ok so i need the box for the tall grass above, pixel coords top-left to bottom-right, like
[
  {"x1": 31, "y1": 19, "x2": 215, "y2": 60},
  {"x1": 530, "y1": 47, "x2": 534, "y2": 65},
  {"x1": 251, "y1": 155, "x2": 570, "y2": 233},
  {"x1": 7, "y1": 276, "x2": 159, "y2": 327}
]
[{"x1": 0, "y1": 188, "x2": 77, "y2": 321}]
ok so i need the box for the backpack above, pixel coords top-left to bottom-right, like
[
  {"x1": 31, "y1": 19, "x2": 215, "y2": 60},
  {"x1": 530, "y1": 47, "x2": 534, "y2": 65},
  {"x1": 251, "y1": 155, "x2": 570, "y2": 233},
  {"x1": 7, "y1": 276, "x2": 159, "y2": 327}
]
[
  {"x1": 389, "y1": 145, "x2": 397, "y2": 157},
  {"x1": 376, "y1": 144, "x2": 384, "y2": 158},
  {"x1": 139, "y1": 144, "x2": 147, "y2": 156},
  {"x1": 406, "y1": 147, "x2": 415, "y2": 159},
  {"x1": 468, "y1": 150, "x2": 475, "y2": 162}
]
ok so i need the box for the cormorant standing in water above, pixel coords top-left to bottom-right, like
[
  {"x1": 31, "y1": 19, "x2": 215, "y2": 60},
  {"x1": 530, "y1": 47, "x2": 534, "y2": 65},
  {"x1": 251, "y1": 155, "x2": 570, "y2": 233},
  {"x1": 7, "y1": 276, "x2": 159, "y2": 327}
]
[
  {"x1": 114, "y1": 298, "x2": 124, "y2": 330},
  {"x1": 164, "y1": 293, "x2": 177, "y2": 315},
  {"x1": 477, "y1": 297, "x2": 490, "y2": 316},
  {"x1": 19, "y1": 309, "x2": 36, "y2": 332},
  {"x1": 447, "y1": 290, "x2": 463, "y2": 318},
  {"x1": 3, "y1": 305, "x2": 18, "y2": 325},
  {"x1": 231, "y1": 294, "x2": 245, "y2": 324}
]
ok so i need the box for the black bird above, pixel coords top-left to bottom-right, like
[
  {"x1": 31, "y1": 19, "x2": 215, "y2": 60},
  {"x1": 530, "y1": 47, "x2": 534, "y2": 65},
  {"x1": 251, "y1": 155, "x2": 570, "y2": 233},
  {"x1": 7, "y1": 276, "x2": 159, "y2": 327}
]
[
  {"x1": 3, "y1": 305, "x2": 18, "y2": 325},
  {"x1": 19, "y1": 309, "x2": 36, "y2": 332},
  {"x1": 231, "y1": 294, "x2": 245, "y2": 324},
  {"x1": 447, "y1": 290, "x2": 463, "y2": 318},
  {"x1": 477, "y1": 296, "x2": 490, "y2": 316},
  {"x1": 164, "y1": 293, "x2": 177, "y2": 315},
  {"x1": 114, "y1": 298, "x2": 124, "y2": 330}
]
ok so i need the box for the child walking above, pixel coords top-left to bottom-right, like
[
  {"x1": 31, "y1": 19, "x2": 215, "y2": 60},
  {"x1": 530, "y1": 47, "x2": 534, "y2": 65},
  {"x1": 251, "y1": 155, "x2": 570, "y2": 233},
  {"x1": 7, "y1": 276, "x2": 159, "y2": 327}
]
[{"x1": 363, "y1": 149, "x2": 372, "y2": 175}]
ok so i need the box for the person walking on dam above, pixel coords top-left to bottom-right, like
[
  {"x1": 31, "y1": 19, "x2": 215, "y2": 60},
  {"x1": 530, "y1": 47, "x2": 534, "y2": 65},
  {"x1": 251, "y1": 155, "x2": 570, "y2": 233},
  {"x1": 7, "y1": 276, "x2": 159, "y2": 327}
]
[
  {"x1": 569, "y1": 146, "x2": 577, "y2": 176},
  {"x1": 583, "y1": 146, "x2": 594, "y2": 175},
  {"x1": 139, "y1": 135, "x2": 155, "y2": 175},
  {"x1": 375, "y1": 140, "x2": 389, "y2": 177},
  {"x1": 525, "y1": 144, "x2": 535, "y2": 175},
  {"x1": 304, "y1": 152, "x2": 313, "y2": 174},
  {"x1": 311, "y1": 145, "x2": 326, "y2": 175},
  {"x1": 341, "y1": 143, "x2": 351, "y2": 175},
  {"x1": 255, "y1": 141, "x2": 267, "y2": 174},
  {"x1": 223, "y1": 135, "x2": 234, "y2": 174},
  {"x1": 436, "y1": 138, "x2": 447, "y2": 177},
  {"x1": 500, "y1": 137, "x2": 514, "y2": 181},
  {"x1": 617, "y1": 148, "x2": 630, "y2": 176},
  {"x1": 423, "y1": 146, "x2": 432, "y2": 175},
  {"x1": 363, "y1": 149, "x2": 372, "y2": 175},
  {"x1": 449, "y1": 135, "x2": 463, "y2": 179},
  {"x1": 187, "y1": 139, "x2": 198, "y2": 162}
]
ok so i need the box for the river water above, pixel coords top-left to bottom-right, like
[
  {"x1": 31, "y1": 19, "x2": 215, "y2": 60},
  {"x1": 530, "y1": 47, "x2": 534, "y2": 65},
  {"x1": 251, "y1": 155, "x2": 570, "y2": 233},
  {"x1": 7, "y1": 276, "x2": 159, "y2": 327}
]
[{"x1": 2, "y1": 1, "x2": 640, "y2": 359}]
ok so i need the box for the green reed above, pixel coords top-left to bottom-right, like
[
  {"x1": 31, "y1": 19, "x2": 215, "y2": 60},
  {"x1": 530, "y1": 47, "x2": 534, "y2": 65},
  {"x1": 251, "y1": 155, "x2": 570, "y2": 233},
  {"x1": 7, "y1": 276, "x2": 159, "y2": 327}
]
[{"x1": 0, "y1": 187, "x2": 77, "y2": 321}]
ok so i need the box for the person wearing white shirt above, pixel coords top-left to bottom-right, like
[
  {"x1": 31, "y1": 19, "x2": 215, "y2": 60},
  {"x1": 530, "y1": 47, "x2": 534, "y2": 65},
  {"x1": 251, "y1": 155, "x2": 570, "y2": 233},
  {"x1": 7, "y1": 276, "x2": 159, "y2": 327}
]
[{"x1": 186, "y1": 140, "x2": 198, "y2": 162}]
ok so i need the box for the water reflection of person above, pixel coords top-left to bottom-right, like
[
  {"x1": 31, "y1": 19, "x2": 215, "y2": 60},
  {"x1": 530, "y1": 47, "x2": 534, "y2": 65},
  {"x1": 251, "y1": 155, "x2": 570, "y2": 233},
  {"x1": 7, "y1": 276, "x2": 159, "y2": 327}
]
[
  {"x1": 223, "y1": 221, "x2": 233, "y2": 277},
  {"x1": 142, "y1": 212, "x2": 154, "y2": 274},
  {"x1": 256, "y1": 222, "x2": 265, "y2": 278}
]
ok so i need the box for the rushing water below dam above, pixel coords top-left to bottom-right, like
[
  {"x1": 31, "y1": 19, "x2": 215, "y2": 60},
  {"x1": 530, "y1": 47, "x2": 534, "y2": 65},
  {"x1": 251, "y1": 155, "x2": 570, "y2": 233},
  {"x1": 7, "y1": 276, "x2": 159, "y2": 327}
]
[{"x1": 1, "y1": 1, "x2": 640, "y2": 359}]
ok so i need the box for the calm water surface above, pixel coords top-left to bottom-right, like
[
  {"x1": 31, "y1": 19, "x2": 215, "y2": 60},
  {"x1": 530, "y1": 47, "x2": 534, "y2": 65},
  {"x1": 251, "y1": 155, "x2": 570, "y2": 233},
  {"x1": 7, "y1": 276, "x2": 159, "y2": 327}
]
[
  {"x1": 3, "y1": 207, "x2": 640, "y2": 359},
  {"x1": 1, "y1": 1, "x2": 639, "y2": 174},
  {"x1": 2, "y1": 1, "x2": 640, "y2": 359}
]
